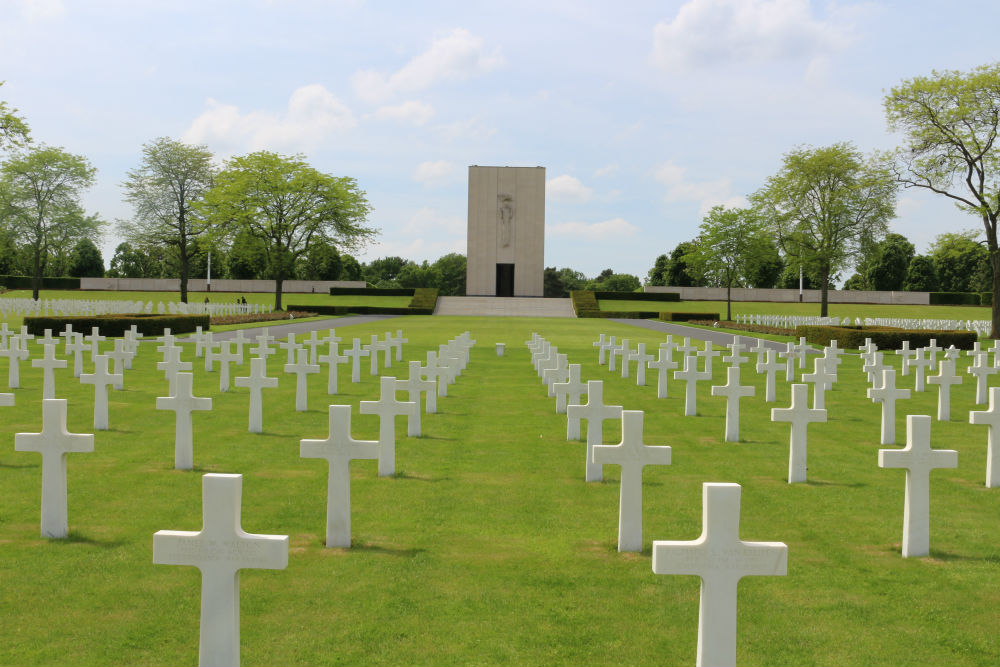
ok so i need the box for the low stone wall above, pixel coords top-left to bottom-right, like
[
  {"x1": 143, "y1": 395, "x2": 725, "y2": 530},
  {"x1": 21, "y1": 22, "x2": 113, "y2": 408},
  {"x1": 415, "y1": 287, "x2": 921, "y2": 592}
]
[
  {"x1": 644, "y1": 285, "x2": 930, "y2": 305},
  {"x1": 80, "y1": 278, "x2": 366, "y2": 293}
]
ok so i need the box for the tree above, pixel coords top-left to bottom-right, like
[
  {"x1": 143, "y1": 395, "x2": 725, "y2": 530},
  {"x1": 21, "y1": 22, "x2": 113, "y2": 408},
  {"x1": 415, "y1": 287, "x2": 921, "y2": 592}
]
[
  {"x1": 665, "y1": 241, "x2": 699, "y2": 286},
  {"x1": 0, "y1": 82, "x2": 30, "y2": 152},
  {"x1": 864, "y1": 232, "x2": 915, "y2": 291},
  {"x1": 107, "y1": 242, "x2": 158, "y2": 278},
  {"x1": 927, "y1": 230, "x2": 989, "y2": 292},
  {"x1": 68, "y1": 238, "x2": 104, "y2": 277},
  {"x1": 904, "y1": 254, "x2": 938, "y2": 291},
  {"x1": 199, "y1": 151, "x2": 375, "y2": 309},
  {"x1": 751, "y1": 142, "x2": 897, "y2": 316},
  {"x1": 0, "y1": 145, "x2": 99, "y2": 299},
  {"x1": 647, "y1": 254, "x2": 670, "y2": 286},
  {"x1": 431, "y1": 253, "x2": 466, "y2": 296},
  {"x1": 594, "y1": 273, "x2": 641, "y2": 292},
  {"x1": 544, "y1": 267, "x2": 565, "y2": 297},
  {"x1": 684, "y1": 206, "x2": 769, "y2": 320},
  {"x1": 743, "y1": 237, "x2": 783, "y2": 288},
  {"x1": 363, "y1": 256, "x2": 407, "y2": 285},
  {"x1": 225, "y1": 228, "x2": 266, "y2": 279},
  {"x1": 340, "y1": 254, "x2": 362, "y2": 281},
  {"x1": 120, "y1": 138, "x2": 215, "y2": 303},
  {"x1": 885, "y1": 63, "x2": 1000, "y2": 335},
  {"x1": 397, "y1": 261, "x2": 439, "y2": 289},
  {"x1": 297, "y1": 240, "x2": 342, "y2": 281}
]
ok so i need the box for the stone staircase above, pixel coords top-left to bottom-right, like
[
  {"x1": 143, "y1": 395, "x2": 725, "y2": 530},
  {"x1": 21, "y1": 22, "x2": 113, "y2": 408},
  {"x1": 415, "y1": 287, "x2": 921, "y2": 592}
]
[{"x1": 433, "y1": 296, "x2": 576, "y2": 317}]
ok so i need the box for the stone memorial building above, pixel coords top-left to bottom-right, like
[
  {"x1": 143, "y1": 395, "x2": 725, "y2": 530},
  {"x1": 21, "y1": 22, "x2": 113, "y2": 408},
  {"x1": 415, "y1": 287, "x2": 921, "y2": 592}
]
[{"x1": 466, "y1": 166, "x2": 545, "y2": 297}]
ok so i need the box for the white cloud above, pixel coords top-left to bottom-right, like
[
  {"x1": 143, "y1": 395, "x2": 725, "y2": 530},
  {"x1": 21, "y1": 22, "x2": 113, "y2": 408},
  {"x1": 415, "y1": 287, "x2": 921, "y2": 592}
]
[
  {"x1": 374, "y1": 100, "x2": 435, "y2": 125},
  {"x1": 403, "y1": 207, "x2": 465, "y2": 235},
  {"x1": 18, "y1": 0, "x2": 64, "y2": 20},
  {"x1": 593, "y1": 164, "x2": 620, "y2": 178},
  {"x1": 546, "y1": 174, "x2": 593, "y2": 202},
  {"x1": 547, "y1": 218, "x2": 638, "y2": 240},
  {"x1": 182, "y1": 84, "x2": 355, "y2": 153},
  {"x1": 352, "y1": 28, "x2": 503, "y2": 103},
  {"x1": 651, "y1": 0, "x2": 854, "y2": 72},
  {"x1": 413, "y1": 160, "x2": 458, "y2": 186},
  {"x1": 653, "y1": 161, "x2": 746, "y2": 214}
]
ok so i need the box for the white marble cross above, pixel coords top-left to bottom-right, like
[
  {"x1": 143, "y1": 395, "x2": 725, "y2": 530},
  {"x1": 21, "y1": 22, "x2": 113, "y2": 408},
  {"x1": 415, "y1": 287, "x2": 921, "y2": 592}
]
[
  {"x1": 966, "y1": 356, "x2": 997, "y2": 405},
  {"x1": 608, "y1": 338, "x2": 627, "y2": 373},
  {"x1": 543, "y1": 353, "x2": 569, "y2": 395},
  {"x1": 927, "y1": 358, "x2": 962, "y2": 421},
  {"x1": 35, "y1": 328, "x2": 58, "y2": 348},
  {"x1": 652, "y1": 483, "x2": 788, "y2": 667},
  {"x1": 284, "y1": 348, "x2": 320, "y2": 412},
  {"x1": 234, "y1": 357, "x2": 279, "y2": 433},
  {"x1": 31, "y1": 341, "x2": 67, "y2": 399},
  {"x1": 153, "y1": 473, "x2": 288, "y2": 667},
  {"x1": 696, "y1": 340, "x2": 721, "y2": 375},
  {"x1": 675, "y1": 337, "x2": 698, "y2": 357},
  {"x1": 360, "y1": 376, "x2": 418, "y2": 477},
  {"x1": 390, "y1": 329, "x2": 407, "y2": 362},
  {"x1": 553, "y1": 363, "x2": 586, "y2": 414},
  {"x1": 278, "y1": 332, "x2": 301, "y2": 365},
  {"x1": 926, "y1": 339, "x2": 941, "y2": 365},
  {"x1": 801, "y1": 356, "x2": 835, "y2": 410},
  {"x1": 368, "y1": 334, "x2": 391, "y2": 374},
  {"x1": 64, "y1": 332, "x2": 87, "y2": 378},
  {"x1": 909, "y1": 349, "x2": 932, "y2": 392},
  {"x1": 395, "y1": 362, "x2": 435, "y2": 436},
  {"x1": 821, "y1": 345, "x2": 843, "y2": 382},
  {"x1": 674, "y1": 353, "x2": 713, "y2": 417},
  {"x1": 790, "y1": 336, "x2": 810, "y2": 369},
  {"x1": 105, "y1": 339, "x2": 130, "y2": 389},
  {"x1": 157, "y1": 345, "x2": 192, "y2": 397},
  {"x1": 896, "y1": 340, "x2": 916, "y2": 376},
  {"x1": 203, "y1": 337, "x2": 220, "y2": 372},
  {"x1": 15, "y1": 398, "x2": 94, "y2": 538},
  {"x1": 710, "y1": 366, "x2": 755, "y2": 442},
  {"x1": 863, "y1": 351, "x2": 887, "y2": 386},
  {"x1": 300, "y1": 405, "x2": 379, "y2": 548},
  {"x1": 593, "y1": 410, "x2": 671, "y2": 552},
  {"x1": 2, "y1": 337, "x2": 28, "y2": 389},
  {"x1": 771, "y1": 383, "x2": 827, "y2": 483},
  {"x1": 156, "y1": 372, "x2": 212, "y2": 470},
  {"x1": 648, "y1": 343, "x2": 678, "y2": 399},
  {"x1": 343, "y1": 338, "x2": 369, "y2": 384},
  {"x1": 217, "y1": 341, "x2": 242, "y2": 393},
  {"x1": 593, "y1": 333, "x2": 610, "y2": 365},
  {"x1": 303, "y1": 330, "x2": 323, "y2": 365},
  {"x1": 756, "y1": 348, "x2": 784, "y2": 403},
  {"x1": 85, "y1": 327, "x2": 105, "y2": 362},
  {"x1": 232, "y1": 330, "x2": 249, "y2": 361},
  {"x1": 868, "y1": 369, "x2": 911, "y2": 445},
  {"x1": 778, "y1": 342, "x2": 796, "y2": 382},
  {"x1": 631, "y1": 343, "x2": 655, "y2": 386},
  {"x1": 250, "y1": 333, "x2": 276, "y2": 361},
  {"x1": 970, "y1": 386, "x2": 1000, "y2": 488},
  {"x1": 749, "y1": 339, "x2": 767, "y2": 367},
  {"x1": 722, "y1": 341, "x2": 748, "y2": 367},
  {"x1": 423, "y1": 352, "x2": 449, "y2": 398},
  {"x1": 80, "y1": 354, "x2": 121, "y2": 430},
  {"x1": 878, "y1": 415, "x2": 958, "y2": 557},
  {"x1": 566, "y1": 380, "x2": 622, "y2": 481},
  {"x1": 317, "y1": 341, "x2": 347, "y2": 394}
]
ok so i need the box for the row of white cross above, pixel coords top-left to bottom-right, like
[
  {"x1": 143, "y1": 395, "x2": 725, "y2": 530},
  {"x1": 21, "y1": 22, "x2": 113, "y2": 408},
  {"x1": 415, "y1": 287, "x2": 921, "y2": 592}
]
[
  {"x1": 0, "y1": 297, "x2": 271, "y2": 318},
  {"x1": 737, "y1": 313, "x2": 992, "y2": 337}
]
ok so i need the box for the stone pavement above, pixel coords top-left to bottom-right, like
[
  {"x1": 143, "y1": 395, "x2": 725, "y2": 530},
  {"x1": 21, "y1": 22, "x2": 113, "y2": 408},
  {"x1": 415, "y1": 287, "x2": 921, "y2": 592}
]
[{"x1": 433, "y1": 296, "x2": 576, "y2": 317}]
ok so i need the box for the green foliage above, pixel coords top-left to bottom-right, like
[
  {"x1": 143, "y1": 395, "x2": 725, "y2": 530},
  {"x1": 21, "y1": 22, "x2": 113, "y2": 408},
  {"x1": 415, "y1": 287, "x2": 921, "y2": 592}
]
[
  {"x1": 297, "y1": 240, "x2": 342, "y2": 281},
  {"x1": 225, "y1": 228, "x2": 266, "y2": 280},
  {"x1": 903, "y1": 254, "x2": 937, "y2": 291},
  {"x1": 863, "y1": 232, "x2": 915, "y2": 291},
  {"x1": 743, "y1": 237, "x2": 783, "y2": 288},
  {"x1": 595, "y1": 291, "x2": 679, "y2": 302},
  {"x1": 408, "y1": 287, "x2": 439, "y2": 312},
  {"x1": 982, "y1": 292, "x2": 993, "y2": 306},
  {"x1": 751, "y1": 142, "x2": 897, "y2": 315},
  {"x1": 0, "y1": 81, "x2": 30, "y2": 151},
  {"x1": 569, "y1": 290, "x2": 599, "y2": 316},
  {"x1": 67, "y1": 238, "x2": 104, "y2": 277},
  {"x1": 107, "y1": 242, "x2": 159, "y2": 278},
  {"x1": 665, "y1": 241, "x2": 699, "y2": 286},
  {"x1": 592, "y1": 272, "x2": 641, "y2": 292},
  {"x1": 661, "y1": 311, "x2": 719, "y2": 322},
  {"x1": 544, "y1": 266, "x2": 586, "y2": 298},
  {"x1": 0, "y1": 275, "x2": 79, "y2": 290},
  {"x1": 795, "y1": 324, "x2": 976, "y2": 350},
  {"x1": 777, "y1": 262, "x2": 817, "y2": 290},
  {"x1": 841, "y1": 274, "x2": 865, "y2": 290},
  {"x1": 431, "y1": 253, "x2": 466, "y2": 296},
  {"x1": 397, "y1": 260, "x2": 439, "y2": 290},
  {"x1": 339, "y1": 254, "x2": 362, "y2": 281},
  {"x1": 646, "y1": 253, "x2": 670, "y2": 286},
  {"x1": 23, "y1": 313, "x2": 208, "y2": 337},
  {"x1": 362, "y1": 256, "x2": 408, "y2": 285},
  {"x1": 929, "y1": 292, "x2": 982, "y2": 305},
  {"x1": 928, "y1": 230, "x2": 990, "y2": 292},
  {"x1": 0, "y1": 145, "x2": 100, "y2": 299},
  {"x1": 198, "y1": 151, "x2": 375, "y2": 310}
]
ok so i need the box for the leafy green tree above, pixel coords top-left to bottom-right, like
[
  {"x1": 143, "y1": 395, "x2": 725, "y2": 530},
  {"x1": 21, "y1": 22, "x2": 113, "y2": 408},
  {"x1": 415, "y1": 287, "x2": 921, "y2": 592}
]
[
  {"x1": 743, "y1": 238, "x2": 783, "y2": 288},
  {"x1": 904, "y1": 255, "x2": 938, "y2": 291},
  {"x1": 397, "y1": 261, "x2": 439, "y2": 289},
  {"x1": 594, "y1": 273, "x2": 640, "y2": 292},
  {"x1": 842, "y1": 274, "x2": 865, "y2": 290},
  {"x1": 751, "y1": 142, "x2": 897, "y2": 316},
  {"x1": 363, "y1": 256, "x2": 408, "y2": 285},
  {"x1": 0, "y1": 82, "x2": 30, "y2": 152},
  {"x1": 431, "y1": 253, "x2": 466, "y2": 296},
  {"x1": 928, "y1": 230, "x2": 989, "y2": 292},
  {"x1": 885, "y1": 63, "x2": 1000, "y2": 334},
  {"x1": 107, "y1": 242, "x2": 158, "y2": 278},
  {"x1": 862, "y1": 232, "x2": 915, "y2": 291},
  {"x1": 544, "y1": 267, "x2": 565, "y2": 297},
  {"x1": 340, "y1": 254, "x2": 362, "y2": 281},
  {"x1": 684, "y1": 206, "x2": 769, "y2": 320},
  {"x1": 67, "y1": 238, "x2": 104, "y2": 277},
  {"x1": 225, "y1": 228, "x2": 267, "y2": 280},
  {"x1": 646, "y1": 254, "x2": 670, "y2": 286},
  {"x1": 0, "y1": 229, "x2": 17, "y2": 275},
  {"x1": 297, "y1": 241, "x2": 342, "y2": 281},
  {"x1": 120, "y1": 138, "x2": 215, "y2": 303},
  {"x1": 0, "y1": 145, "x2": 100, "y2": 299},
  {"x1": 199, "y1": 151, "x2": 374, "y2": 309},
  {"x1": 665, "y1": 242, "x2": 699, "y2": 286}
]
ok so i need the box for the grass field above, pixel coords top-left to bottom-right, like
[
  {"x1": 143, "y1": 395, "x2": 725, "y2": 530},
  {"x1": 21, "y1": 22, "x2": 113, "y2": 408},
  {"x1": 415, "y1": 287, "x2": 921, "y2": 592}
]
[{"x1": 0, "y1": 315, "x2": 998, "y2": 665}]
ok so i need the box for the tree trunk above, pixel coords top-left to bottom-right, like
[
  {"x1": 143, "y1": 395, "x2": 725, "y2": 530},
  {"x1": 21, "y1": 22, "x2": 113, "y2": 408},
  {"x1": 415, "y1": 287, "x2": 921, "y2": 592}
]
[
  {"x1": 31, "y1": 244, "x2": 41, "y2": 301},
  {"x1": 991, "y1": 243, "x2": 1000, "y2": 340},
  {"x1": 820, "y1": 261, "x2": 830, "y2": 318},
  {"x1": 726, "y1": 281, "x2": 732, "y2": 322},
  {"x1": 275, "y1": 277, "x2": 284, "y2": 311},
  {"x1": 179, "y1": 242, "x2": 189, "y2": 304}
]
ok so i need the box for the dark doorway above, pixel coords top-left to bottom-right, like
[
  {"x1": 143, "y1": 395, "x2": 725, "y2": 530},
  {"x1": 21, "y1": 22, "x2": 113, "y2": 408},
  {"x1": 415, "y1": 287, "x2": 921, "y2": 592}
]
[{"x1": 496, "y1": 263, "x2": 515, "y2": 297}]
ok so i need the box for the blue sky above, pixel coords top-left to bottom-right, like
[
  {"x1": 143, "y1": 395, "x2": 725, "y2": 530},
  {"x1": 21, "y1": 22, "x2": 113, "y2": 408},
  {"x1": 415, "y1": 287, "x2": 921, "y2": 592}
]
[{"x1": 2, "y1": 0, "x2": 998, "y2": 282}]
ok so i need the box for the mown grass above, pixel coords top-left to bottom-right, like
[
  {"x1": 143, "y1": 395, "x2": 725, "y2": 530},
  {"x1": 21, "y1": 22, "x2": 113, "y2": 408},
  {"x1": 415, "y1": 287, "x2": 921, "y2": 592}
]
[{"x1": 0, "y1": 315, "x2": 998, "y2": 665}]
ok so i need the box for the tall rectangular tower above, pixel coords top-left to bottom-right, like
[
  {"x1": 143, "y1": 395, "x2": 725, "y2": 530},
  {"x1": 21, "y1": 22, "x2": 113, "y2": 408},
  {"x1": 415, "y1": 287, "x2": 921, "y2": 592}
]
[{"x1": 466, "y1": 166, "x2": 545, "y2": 297}]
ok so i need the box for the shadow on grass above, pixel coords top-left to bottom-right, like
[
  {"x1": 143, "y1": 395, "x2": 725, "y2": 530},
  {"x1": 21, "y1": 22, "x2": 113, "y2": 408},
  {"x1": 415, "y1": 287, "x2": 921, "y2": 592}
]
[
  {"x1": 391, "y1": 471, "x2": 450, "y2": 483},
  {"x1": 0, "y1": 461, "x2": 37, "y2": 469},
  {"x1": 927, "y1": 549, "x2": 1000, "y2": 564},
  {"x1": 55, "y1": 531, "x2": 128, "y2": 549},
  {"x1": 806, "y1": 479, "x2": 867, "y2": 488},
  {"x1": 349, "y1": 542, "x2": 426, "y2": 558}
]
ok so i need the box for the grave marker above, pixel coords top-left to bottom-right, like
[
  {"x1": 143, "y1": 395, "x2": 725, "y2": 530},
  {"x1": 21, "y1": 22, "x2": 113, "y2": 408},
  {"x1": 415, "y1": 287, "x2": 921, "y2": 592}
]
[
  {"x1": 771, "y1": 384, "x2": 827, "y2": 483},
  {"x1": 553, "y1": 363, "x2": 586, "y2": 414},
  {"x1": 710, "y1": 366, "x2": 755, "y2": 442},
  {"x1": 868, "y1": 369, "x2": 911, "y2": 445},
  {"x1": 31, "y1": 342, "x2": 67, "y2": 399},
  {"x1": 927, "y1": 358, "x2": 962, "y2": 421},
  {"x1": 969, "y1": 386, "x2": 1000, "y2": 487},
  {"x1": 648, "y1": 343, "x2": 678, "y2": 399},
  {"x1": 566, "y1": 380, "x2": 622, "y2": 481},
  {"x1": 284, "y1": 348, "x2": 320, "y2": 412},
  {"x1": 360, "y1": 376, "x2": 418, "y2": 477},
  {"x1": 80, "y1": 354, "x2": 121, "y2": 430},
  {"x1": 156, "y1": 372, "x2": 212, "y2": 470},
  {"x1": 233, "y1": 358, "x2": 279, "y2": 433},
  {"x1": 674, "y1": 354, "x2": 713, "y2": 417}
]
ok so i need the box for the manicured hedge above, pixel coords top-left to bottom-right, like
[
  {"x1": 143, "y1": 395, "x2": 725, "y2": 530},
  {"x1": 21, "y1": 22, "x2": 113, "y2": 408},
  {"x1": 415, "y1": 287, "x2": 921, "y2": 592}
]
[
  {"x1": 24, "y1": 314, "x2": 209, "y2": 337},
  {"x1": 982, "y1": 292, "x2": 993, "y2": 306},
  {"x1": 794, "y1": 325, "x2": 977, "y2": 350},
  {"x1": 409, "y1": 288, "x2": 439, "y2": 312},
  {"x1": 661, "y1": 312, "x2": 719, "y2": 322},
  {"x1": 595, "y1": 291, "x2": 680, "y2": 302},
  {"x1": 0, "y1": 275, "x2": 81, "y2": 290},
  {"x1": 929, "y1": 292, "x2": 981, "y2": 305},
  {"x1": 329, "y1": 287, "x2": 416, "y2": 296},
  {"x1": 580, "y1": 310, "x2": 661, "y2": 319},
  {"x1": 291, "y1": 288, "x2": 438, "y2": 317},
  {"x1": 570, "y1": 290, "x2": 600, "y2": 317}
]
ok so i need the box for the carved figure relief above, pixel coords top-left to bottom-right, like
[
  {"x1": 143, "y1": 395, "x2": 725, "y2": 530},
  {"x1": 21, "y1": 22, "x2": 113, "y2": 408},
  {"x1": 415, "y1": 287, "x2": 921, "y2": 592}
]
[{"x1": 497, "y1": 193, "x2": 515, "y2": 247}]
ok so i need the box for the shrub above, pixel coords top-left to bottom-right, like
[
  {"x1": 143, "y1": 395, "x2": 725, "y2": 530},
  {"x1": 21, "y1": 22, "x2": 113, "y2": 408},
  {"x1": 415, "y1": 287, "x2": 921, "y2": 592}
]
[
  {"x1": 0, "y1": 275, "x2": 81, "y2": 290},
  {"x1": 24, "y1": 314, "x2": 208, "y2": 337},
  {"x1": 595, "y1": 291, "x2": 680, "y2": 302},
  {"x1": 929, "y1": 292, "x2": 981, "y2": 305},
  {"x1": 329, "y1": 287, "x2": 416, "y2": 296},
  {"x1": 661, "y1": 312, "x2": 719, "y2": 322},
  {"x1": 289, "y1": 288, "x2": 438, "y2": 316},
  {"x1": 981, "y1": 292, "x2": 993, "y2": 306},
  {"x1": 570, "y1": 290, "x2": 600, "y2": 317}
]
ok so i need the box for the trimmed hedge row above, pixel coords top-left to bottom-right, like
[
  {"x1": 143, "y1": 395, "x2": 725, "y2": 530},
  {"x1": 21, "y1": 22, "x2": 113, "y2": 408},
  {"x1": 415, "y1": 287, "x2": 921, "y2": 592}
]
[
  {"x1": 582, "y1": 311, "x2": 661, "y2": 319},
  {"x1": 661, "y1": 312, "x2": 719, "y2": 322},
  {"x1": 595, "y1": 291, "x2": 680, "y2": 302},
  {"x1": 794, "y1": 325, "x2": 977, "y2": 350},
  {"x1": 329, "y1": 287, "x2": 416, "y2": 296},
  {"x1": 0, "y1": 275, "x2": 81, "y2": 290},
  {"x1": 409, "y1": 288, "x2": 439, "y2": 312},
  {"x1": 929, "y1": 292, "x2": 982, "y2": 305},
  {"x1": 290, "y1": 288, "x2": 439, "y2": 317},
  {"x1": 24, "y1": 314, "x2": 209, "y2": 337},
  {"x1": 570, "y1": 290, "x2": 600, "y2": 317},
  {"x1": 982, "y1": 292, "x2": 993, "y2": 306}
]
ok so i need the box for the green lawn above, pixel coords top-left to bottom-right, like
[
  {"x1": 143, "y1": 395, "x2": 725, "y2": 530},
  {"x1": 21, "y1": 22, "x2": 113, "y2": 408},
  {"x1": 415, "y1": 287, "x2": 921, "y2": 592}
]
[{"x1": 0, "y1": 316, "x2": 998, "y2": 665}]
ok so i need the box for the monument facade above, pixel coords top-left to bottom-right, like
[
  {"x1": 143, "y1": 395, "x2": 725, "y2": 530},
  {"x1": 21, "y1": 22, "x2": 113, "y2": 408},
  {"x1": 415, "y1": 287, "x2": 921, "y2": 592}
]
[{"x1": 466, "y1": 166, "x2": 545, "y2": 297}]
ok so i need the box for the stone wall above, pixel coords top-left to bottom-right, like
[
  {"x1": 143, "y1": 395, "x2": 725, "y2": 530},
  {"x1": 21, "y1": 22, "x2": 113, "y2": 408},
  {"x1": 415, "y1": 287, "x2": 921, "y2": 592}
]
[
  {"x1": 643, "y1": 285, "x2": 930, "y2": 305},
  {"x1": 80, "y1": 278, "x2": 366, "y2": 293}
]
